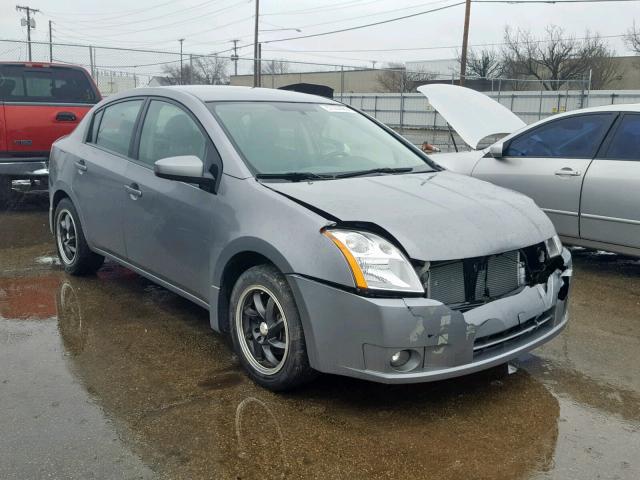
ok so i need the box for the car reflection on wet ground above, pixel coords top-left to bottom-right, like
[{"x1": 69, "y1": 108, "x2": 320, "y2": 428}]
[{"x1": 1, "y1": 192, "x2": 638, "y2": 480}]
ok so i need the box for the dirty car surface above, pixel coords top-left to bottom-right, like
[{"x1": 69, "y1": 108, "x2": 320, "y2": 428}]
[{"x1": 48, "y1": 85, "x2": 572, "y2": 390}]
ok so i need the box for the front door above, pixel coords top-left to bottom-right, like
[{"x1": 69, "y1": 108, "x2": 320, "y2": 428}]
[
  {"x1": 580, "y1": 113, "x2": 640, "y2": 249},
  {"x1": 122, "y1": 99, "x2": 218, "y2": 302},
  {"x1": 472, "y1": 113, "x2": 616, "y2": 239}
]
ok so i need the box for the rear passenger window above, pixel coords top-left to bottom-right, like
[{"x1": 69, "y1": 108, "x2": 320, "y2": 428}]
[
  {"x1": 0, "y1": 65, "x2": 98, "y2": 103},
  {"x1": 137, "y1": 100, "x2": 206, "y2": 167},
  {"x1": 604, "y1": 115, "x2": 640, "y2": 160},
  {"x1": 94, "y1": 100, "x2": 143, "y2": 157},
  {"x1": 505, "y1": 114, "x2": 612, "y2": 158}
]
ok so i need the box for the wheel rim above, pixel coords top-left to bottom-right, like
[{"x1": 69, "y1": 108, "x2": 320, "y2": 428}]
[
  {"x1": 56, "y1": 209, "x2": 78, "y2": 265},
  {"x1": 235, "y1": 285, "x2": 289, "y2": 376}
]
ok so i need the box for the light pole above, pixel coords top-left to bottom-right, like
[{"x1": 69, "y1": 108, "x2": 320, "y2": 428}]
[{"x1": 179, "y1": 38, "x2": 185, "y2": 85}]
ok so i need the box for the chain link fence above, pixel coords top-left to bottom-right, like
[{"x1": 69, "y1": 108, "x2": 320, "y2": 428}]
[{"x1": 2, "y1": 38, "x2": 636, "y2": 152}]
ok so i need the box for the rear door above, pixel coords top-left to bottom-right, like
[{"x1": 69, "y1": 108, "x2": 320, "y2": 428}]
[
  {"x1": 73, "y1": 98, "x2": 145, "y2": 257},
  {"x1": 580, "y1": 113, "x2": 640, "y2": 249},
  {"x1": 472, "y1": 112, "x2": 616, "y2": 239},
  {"x1": 122, "y1": 98, "x2": 219, "y2": 301},
  {"x1": 0, "y1": 64, "x2": 99, "y2": 157}
]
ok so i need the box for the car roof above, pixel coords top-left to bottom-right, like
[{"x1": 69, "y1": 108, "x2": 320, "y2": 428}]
[
  {"x1": 554, "y1": 103, "x2": 640, "y2": 115},
  {"x1": 137, "y1": 85, "x2": 340, "y2": 104},
  {"x1": 0, "y1": 61, "x2": 86, "y2": 70}
]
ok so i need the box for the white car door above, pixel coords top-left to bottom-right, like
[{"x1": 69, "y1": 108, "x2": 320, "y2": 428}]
[
  {"x1": 471, "y1": 112, "x2": 616, "y2": 239},
  {"x1": 580, "y1": 113, "x2": 640, "y2": 250}
]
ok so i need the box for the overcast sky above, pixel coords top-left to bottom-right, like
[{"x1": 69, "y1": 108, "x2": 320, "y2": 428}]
[{"x1": 1, "y1": 0, "x2": 638, "y2": 71}]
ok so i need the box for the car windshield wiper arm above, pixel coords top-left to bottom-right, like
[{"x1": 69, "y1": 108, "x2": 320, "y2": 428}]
[
  {"x1": 332, "y1": 167, "x2": 414, "y2": 179},
  {"x1": 255, "y1": 171, "x2": 332, "y2": 182}
]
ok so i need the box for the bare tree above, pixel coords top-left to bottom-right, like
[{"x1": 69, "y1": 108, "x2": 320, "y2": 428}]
[
  {"x1": 193, "y1": 56, "x2": 229, "y2": 85},
  {"x1": 262, "y1": 59, "x2": 290, "y2": 75},
  {"x1": 501, "y1": 25, "x2": 618, "y2": 90},
  {"x1": 458, "y1": 48, "x2": 503, "y2": 79},
  {"x1": 376, "y1": 63, "x2": 436, "y2": 93},
  {"x1": 625, "y1": 22, "x2": 640, "y2": 54},
  {"x1": 162, "y1": 55, "x2": 229, "y2": 85}
]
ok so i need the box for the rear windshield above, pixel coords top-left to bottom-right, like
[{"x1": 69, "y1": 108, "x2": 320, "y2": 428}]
[{"x1": 0, "y1": 65, "x2": 99, "y2": 103}]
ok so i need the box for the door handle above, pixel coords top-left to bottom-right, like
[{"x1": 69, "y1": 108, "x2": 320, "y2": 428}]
[
  {"x1": 74, "y1": 160, "x2": 87, "y2": 172},
  {"x1": 124, "y1": 183, "x2": 143, "y2": 199},
  {"x1": 554, "y1": 167, "x2": 581, "y2": 177},
  {"x1": 56, "y1": 111, "x2": 77, "y2": 122}
]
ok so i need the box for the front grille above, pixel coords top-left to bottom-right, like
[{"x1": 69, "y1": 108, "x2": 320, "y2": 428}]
[{"x1": 422, "y1": 250, "x2": 522, "y2": 307}]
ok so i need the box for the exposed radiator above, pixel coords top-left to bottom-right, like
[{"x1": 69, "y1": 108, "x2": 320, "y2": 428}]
[{"x1": 422, "y1": 251, "x2": 522, "y2": 307}]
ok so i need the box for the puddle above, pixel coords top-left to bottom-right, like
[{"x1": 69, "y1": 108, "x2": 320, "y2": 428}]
[{"x1": 1, "y1": 208, "x2": 639, "y2": 480}]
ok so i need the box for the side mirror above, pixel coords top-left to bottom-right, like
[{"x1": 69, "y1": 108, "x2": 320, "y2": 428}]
[
  {"x1": 154, "y1": 155, "x2": 217, "y2": 192},
  {"x1": 489, "y1": 143, "x2": 504, "y2": 159}
]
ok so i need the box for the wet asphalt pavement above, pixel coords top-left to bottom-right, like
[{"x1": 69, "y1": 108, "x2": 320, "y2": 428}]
[{"x1": 1, "y1": 192, "x2": 638, "y2": 480}]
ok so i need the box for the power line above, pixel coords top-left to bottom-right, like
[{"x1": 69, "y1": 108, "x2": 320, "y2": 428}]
[
  {"x1": 474, "y1": 0, "x2": 638, "y2": 3},
  {"x1": 50, "y1": 0, "x2": 249, "y2": 38},
  {"x1": 257, "y1": 2, "x2": 467, "y2": 45}
]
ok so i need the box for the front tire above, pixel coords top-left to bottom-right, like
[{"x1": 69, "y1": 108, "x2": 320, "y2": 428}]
[
  {"x1": 230, "y1": 264, "x2": 316, "y2": 391},
  {"x1": 54, "y1": 198, "x2": 104, "y2": 275}
]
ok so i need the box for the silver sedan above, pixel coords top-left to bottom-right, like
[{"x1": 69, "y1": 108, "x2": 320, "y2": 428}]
[{"x1": 423, "y1": 84, "x2": 640, "y2": 258}]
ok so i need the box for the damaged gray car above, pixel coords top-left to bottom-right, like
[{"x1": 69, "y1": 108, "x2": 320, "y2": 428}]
[{"x1": 48, "y1": 86, "x2": 572, "y2": 391}]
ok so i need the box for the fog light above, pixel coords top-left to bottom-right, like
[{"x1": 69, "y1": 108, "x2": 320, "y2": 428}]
[{"x1": 390, "y1": 350, "x2": 411, "y2": 368}]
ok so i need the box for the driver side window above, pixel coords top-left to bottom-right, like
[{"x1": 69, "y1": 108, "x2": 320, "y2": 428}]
[
  {"x1": 138, "y1": 100, "x2": 206, "y2": 167},
  {"x1": 504, "y1": 113, "x2": 613, "y2": 158}
]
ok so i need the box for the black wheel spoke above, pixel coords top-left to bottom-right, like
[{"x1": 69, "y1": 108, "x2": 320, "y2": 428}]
[
  {"x1": 265, "y1": 297, "x2": 276, "y2": 325},
  {"x1": 267, "y1": 338, "x2": 286, "y2": 350},
  {"x1": 262, "y1": 344, "x2": 279, "y2": 366},
  {"x1": 267, "y1": 319, "x2": 284, "y2": 337},
  {"x1": 253, "y1": 292, "x2": 266, "y2": 319}
]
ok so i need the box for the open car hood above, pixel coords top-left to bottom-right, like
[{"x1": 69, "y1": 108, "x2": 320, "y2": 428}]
[{"x1": 418, "y1": 84, "x2": 525, "y2": 150}]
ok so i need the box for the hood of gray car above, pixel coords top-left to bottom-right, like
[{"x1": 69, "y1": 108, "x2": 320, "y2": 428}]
[{"x1": 265, "y1": 171, "x2": 556, "y2": 261}]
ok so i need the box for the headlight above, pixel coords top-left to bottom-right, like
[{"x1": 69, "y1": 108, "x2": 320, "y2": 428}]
[
  {"x1": 323, "y1": 229, "x2": 424, "y2": 294},
  {"x1": 545, "y1": 235, "x2": 563, "y2": 258}
]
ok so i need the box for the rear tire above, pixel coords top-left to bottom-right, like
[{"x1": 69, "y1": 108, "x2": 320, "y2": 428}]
[
  {"x1": 229, "y1": 264, "x2": 316, "y2": 391},
  {"x1": 0, "y1": 176, "x2": 12, "y2": 209},
  {"x1": 54, "y1": 198, "x2": 104, "y2": 275}
]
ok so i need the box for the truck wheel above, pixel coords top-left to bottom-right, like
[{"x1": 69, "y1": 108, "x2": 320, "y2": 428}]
[
  {"x1": 0, "y1": 176, "x2": 12, "y2": 209},
  {"x1": 54, "y1": 198, "x2": 104, "y2": 275},
  {"x1": 230, "y1": 264, "x2": 316, "y2": 391}
]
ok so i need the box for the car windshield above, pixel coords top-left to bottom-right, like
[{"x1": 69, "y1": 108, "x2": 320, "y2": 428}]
[{"x1": 208, "y1": 101, "x2": 431, "y2": 177}]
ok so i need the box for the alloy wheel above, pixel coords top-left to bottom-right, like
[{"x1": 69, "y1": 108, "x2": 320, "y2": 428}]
[
  {"x1": 236, "y1": 286, "x2": 289, "y2": 375},
  {"x1": 56, "y1": 210, "x2": 78, "y2": 265}
]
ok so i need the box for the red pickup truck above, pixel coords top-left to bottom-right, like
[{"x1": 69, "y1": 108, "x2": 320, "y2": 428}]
[{"x1": 0, "y1": 62, "x2": 101, "y2": 206}]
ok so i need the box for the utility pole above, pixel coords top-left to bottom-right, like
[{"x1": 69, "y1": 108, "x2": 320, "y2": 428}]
[
  {"x1": 48, "y1": 20, "x2": 53, "y2": 62},
  {"x1": 257, "y1": 42, "x2": 262, "y2": 88},
  {"x1": 179, "y1": 38, "x2": 185, "y2": 85},
  {"x1": 459, "y1": 0, "x2": 471, "y2": 86},
  {"x1": 231, "y1": 39, "x2": 239, "y2": 77},
  {"x1": 253, "y1": 0, "x2": 259, "y2": 87},
  {"x1": 16, "y1": 5, "x2": 39, "y2": 62}
]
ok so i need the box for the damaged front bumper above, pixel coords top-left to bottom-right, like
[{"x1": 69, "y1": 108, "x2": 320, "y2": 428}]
[{"x1": 287, "y1": 248, "x2": 572, "y2": 384}]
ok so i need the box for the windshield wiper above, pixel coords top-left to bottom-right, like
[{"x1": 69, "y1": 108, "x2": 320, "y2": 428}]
[
  {"x1": 333, "y1": 167, "x2": 414, "y2": 179},
  {"x1": 255, "y1": 171, "x2": 332, "y2": 182}
]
